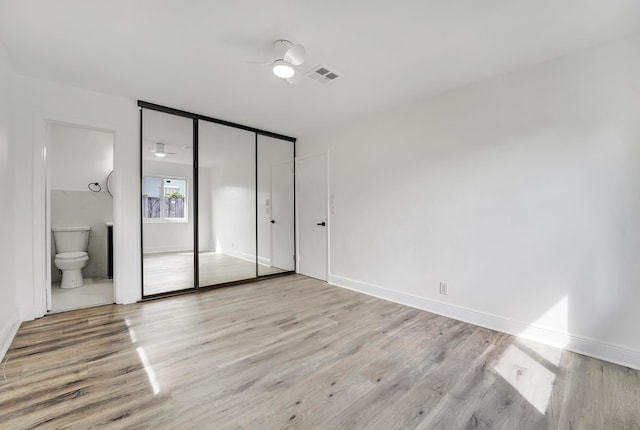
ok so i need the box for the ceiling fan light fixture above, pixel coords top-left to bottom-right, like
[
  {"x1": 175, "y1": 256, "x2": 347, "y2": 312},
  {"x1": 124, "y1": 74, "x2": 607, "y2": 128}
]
[
  {"x1": 155, "y1": 151, "x2": 166, "y2": 157},
  {"x1": 273, "y1": 60, "x2": 295, "y2": 79}
]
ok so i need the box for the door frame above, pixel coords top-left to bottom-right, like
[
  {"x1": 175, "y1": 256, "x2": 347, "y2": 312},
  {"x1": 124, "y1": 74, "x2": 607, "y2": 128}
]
[
  {"x1": 33, "y1": 113, "x2": 119, "y2": 316},
  {"x1": 295, "y1": 152, "x2": 330, "y2": 280}
]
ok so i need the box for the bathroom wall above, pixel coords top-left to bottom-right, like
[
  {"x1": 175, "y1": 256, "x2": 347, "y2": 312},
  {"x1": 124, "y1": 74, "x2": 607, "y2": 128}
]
[
  {"x1": 50, "y1": 123, "x2": 114, "y2": 281},
  {"x1": 50, "y1": 191, "x2": 112, "y2": 280}
]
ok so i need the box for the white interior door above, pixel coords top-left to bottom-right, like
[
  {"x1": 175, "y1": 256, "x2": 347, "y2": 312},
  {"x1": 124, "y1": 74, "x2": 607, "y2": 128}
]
[
  {"x1": 297, "y1": 153, "x2": 328, "y2": 281},
  {"x1": 271, "y1": 160, "x2": 295, "y2": 270}
]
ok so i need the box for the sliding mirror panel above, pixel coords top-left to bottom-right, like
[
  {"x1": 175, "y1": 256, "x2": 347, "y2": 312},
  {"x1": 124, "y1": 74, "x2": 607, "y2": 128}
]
[
  {"x1": 257, "y1": 135, "x2": 295, "y2": 276},
  {"x1": 142, "y1": 109, "x2": 195, "y2": 295},
  {"x1": 198, "y1": 121, "x2": 256, "y2": 286}
]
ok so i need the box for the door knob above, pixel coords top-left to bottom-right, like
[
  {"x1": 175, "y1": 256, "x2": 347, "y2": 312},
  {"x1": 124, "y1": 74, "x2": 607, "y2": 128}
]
[
  {"x1": 316, "y1": 221, "x2": 326, "y2": 226},
  {"x1": 270, "y1": 220, "x2": 275, "y2": 224}
]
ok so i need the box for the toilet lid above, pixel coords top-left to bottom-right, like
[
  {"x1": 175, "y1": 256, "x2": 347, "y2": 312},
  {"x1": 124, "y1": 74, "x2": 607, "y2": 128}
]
[{"x1": 56, "y1": 251, "x2": 88, "y2": 260}]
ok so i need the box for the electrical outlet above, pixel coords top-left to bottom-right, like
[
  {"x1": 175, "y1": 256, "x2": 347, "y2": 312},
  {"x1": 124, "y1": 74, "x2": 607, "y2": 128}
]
[{"x1": 439, "y1": 282, "x2": 448, "y2": 295}]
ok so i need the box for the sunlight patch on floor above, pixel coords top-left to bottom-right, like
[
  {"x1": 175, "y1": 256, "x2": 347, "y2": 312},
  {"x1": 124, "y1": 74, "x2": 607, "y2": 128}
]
[
  {"x1": 137, "y1": 346, "x2": 161, "y2": 395},
  {"x1": 494, "y1": 344, "x2": 556, "y2": 414},
  {"x1": 125, "y1": 317, "x2": 138, "y2": 343},
  {"x1": 127, "y1": 317, "x2": 159, "y2": 395}
]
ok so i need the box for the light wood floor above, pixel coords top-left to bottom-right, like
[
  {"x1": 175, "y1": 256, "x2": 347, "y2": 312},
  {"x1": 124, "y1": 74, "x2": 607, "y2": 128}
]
[
  {"x1": 143, "y1": 251, "x2": 285, "y2": 295},
  {"x1": 1, "y1": 275, "x2": 639, "y2": 429}
]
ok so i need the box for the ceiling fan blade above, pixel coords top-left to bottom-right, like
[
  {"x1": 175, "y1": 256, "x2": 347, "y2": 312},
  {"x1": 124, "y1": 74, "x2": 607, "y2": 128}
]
[{"x1": 284, "y1": 44, "x2": 305, "y2": 66}]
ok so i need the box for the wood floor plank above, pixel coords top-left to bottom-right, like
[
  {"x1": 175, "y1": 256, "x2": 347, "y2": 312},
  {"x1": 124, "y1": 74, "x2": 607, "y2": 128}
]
[{"x1": 1, "y1": 274, "x2": 639, "y2": 429}]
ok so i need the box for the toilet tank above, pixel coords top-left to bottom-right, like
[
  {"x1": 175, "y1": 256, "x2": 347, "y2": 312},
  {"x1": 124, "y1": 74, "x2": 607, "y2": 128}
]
[{"x1": 52, "y1": 226, "x2": 91, "y2": 253}]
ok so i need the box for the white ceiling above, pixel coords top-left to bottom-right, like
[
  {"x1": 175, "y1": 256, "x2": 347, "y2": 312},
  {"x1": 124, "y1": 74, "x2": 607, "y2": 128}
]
[{"x1": 1, "y1": 0, "x2": 639, "y2": 137}]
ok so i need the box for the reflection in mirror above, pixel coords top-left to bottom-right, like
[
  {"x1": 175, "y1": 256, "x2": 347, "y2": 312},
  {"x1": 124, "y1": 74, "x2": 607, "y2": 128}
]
[
  {"x1": 198, "y1": 121, "x2": 256, "y2": 286},
  {"x1": 142, "y1": 109, "x2": 194, "y2": 295},
  {"x1": 257, "y1": 136, "x2": 295, "y2": 276}
]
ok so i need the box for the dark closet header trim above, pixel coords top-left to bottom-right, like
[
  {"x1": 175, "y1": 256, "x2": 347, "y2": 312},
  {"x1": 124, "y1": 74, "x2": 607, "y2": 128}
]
[{"x1": 138, "y1": 100, "x2": 297, "y2": 143}]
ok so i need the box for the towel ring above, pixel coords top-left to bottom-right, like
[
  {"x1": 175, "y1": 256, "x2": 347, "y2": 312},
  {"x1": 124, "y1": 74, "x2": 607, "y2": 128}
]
[{"x1": 88, "y1": 182, "x2": 102, "y2": 192}]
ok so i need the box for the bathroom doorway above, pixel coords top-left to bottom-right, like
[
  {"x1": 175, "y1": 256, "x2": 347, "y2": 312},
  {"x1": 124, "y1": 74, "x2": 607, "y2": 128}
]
[{"x1": 47, "y1": 123, "x2": 115, "y2": 312}]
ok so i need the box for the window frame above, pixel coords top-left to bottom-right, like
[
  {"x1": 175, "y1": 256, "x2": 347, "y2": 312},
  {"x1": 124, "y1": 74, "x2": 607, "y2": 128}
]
[{"x1": 142, "y1": 175, "x2": 189, "y2": 224}]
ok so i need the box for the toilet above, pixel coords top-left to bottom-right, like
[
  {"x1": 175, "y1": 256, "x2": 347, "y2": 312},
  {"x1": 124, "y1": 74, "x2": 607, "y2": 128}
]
[{"x1": 52, "y1": 226, "x2": 90, "y2": 289}]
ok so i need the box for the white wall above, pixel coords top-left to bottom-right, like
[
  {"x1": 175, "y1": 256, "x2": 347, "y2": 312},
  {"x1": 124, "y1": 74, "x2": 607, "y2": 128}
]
[
  {"x1": 0, "y1": 41, "x2": 19, "y2": 359},
  {"x1": 298, "y1": 34, "x2": 640, "y2": 368},
  {"x1": 198, "y1": 121, "x2": 256, "y2": 261},
  {"x1": 50, "y1": 124, "x2": 113, "y2": 191},
  {"x1": 211, "y1": 156, "x2": 256, "y2": 260},
  {"x1": 198, "y1": 166, "x2": 214, "y2": 252},
  {"x1": 12, "y1": 75, "x2": 140, "y2": 320},
  {"x1": 142, "y1": 159, "x2": 194, "y2": 253}
]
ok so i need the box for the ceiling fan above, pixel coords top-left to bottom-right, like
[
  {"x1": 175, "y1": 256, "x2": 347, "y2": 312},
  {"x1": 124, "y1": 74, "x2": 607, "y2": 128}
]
[
  {"x1": 152, "y1": 143, "x2": 176, "y2": 158},
  {"x1": 249, "y1": 39, "x2": 306, "y2": 84}
]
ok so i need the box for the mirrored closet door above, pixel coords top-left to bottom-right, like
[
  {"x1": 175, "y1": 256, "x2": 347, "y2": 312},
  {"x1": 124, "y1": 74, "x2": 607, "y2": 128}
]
[
  {"x1": 140, "y1": 102, "x2": 296, "y2": 298},
  {"x1": 141, "y1": 109, "x2": 196, "y2": 296},
  {"x1": 257, "y1": 135, "x2": 295, "y2": 276},
  {"x1": 198, "y1": 121, "x2": 256, "y2": 287}
]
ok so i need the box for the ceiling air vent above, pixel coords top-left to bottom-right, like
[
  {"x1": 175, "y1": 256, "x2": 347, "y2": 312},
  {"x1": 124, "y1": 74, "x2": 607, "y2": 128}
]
[{"x1": 305, "y1": 64, "x2": 342, "y2": 84}]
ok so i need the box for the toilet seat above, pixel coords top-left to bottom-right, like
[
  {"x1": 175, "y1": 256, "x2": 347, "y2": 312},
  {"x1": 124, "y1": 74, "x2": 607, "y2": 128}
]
[{"x1": 55, "y1": 251, "x2": 88, "y2": 261}]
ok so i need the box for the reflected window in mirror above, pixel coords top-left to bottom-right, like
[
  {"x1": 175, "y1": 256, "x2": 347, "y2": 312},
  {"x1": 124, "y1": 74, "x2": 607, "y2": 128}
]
[{"x1": 142, "y1": 176, "x2": 188, "y2": 222}]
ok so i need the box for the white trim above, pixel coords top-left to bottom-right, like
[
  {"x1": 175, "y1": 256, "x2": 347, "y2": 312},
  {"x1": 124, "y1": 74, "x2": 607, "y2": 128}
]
[
  {"x1": 143, "y1": 248, "x2": 194, "y2": 255},
  {"x1": 258, "y1": 257, "x2": 271, "y2": 267},
  {"x1": 329, "y1": 274, "x2": 640, "y2": 370},
  {"x1": 221, "y1": 249, "x2": 270, "y2": 267},
  {"x1": 142, "y1": 249, "x2": 272, "y2": 268},
  {"x1": 325, "y1": 149, "x2": 331, "y2": 280},
  {"x1": 0, "y1": 312, "x2": 20, "y2": 362},
  {"x1": 32, "y1": 113, "x2": 48, "y2": 319}
]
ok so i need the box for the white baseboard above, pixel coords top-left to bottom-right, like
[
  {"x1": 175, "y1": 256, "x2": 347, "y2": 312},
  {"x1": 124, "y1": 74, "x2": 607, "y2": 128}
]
[
  {"x1": 143, "y1": 248, "x2": 272, "y2": 267},
  {"x1": 329, "y1": 274, "x2": 640, "y2": 370},
  {"x1": 221, "y1": 249, "x2": 270, "y2": 267},
  {"x1": 143, "y1": 248, "x2": 193, "y2": 255},
  {"x1": 0, "y1": 312, "x2": 20, "y2": 363}
]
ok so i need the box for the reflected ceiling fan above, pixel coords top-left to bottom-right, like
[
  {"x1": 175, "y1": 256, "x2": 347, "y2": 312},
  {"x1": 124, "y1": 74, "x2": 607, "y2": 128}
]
[
  {"x1": 248, "y1": 39, "x2": 306, "y2": 84},
  {"x1": 152, "y1": 143, "x2": 176, "y2": 158}
]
